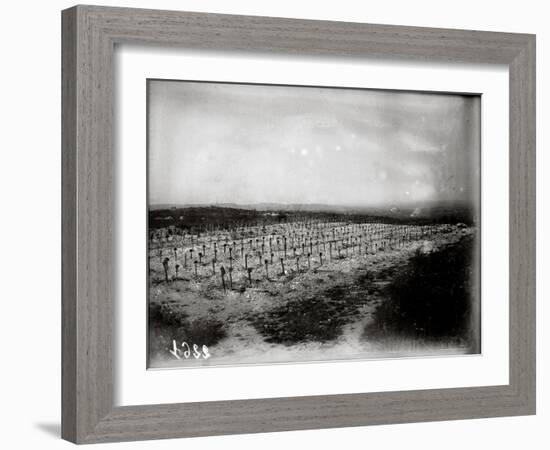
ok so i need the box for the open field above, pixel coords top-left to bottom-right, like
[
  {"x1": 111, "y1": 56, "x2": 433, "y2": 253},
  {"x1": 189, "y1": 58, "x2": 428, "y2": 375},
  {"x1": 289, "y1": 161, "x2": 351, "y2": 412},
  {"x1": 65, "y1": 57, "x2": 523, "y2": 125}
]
[{"x1": 148, "y1": 206, "x2": 479, "y2": 367}]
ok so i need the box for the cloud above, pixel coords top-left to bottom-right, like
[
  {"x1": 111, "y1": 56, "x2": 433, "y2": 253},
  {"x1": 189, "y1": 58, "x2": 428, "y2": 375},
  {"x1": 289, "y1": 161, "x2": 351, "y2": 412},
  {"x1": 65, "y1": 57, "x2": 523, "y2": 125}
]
[{"x1": 148, "y1": 80, "x2": 480, "y2": 206}]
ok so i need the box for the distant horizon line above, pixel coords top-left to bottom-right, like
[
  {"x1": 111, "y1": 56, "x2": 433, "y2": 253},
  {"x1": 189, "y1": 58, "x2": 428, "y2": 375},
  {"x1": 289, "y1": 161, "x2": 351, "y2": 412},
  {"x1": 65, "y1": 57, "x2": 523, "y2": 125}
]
[{"x1": 149, "y1": 200, "x2": 473, "y2": 209}]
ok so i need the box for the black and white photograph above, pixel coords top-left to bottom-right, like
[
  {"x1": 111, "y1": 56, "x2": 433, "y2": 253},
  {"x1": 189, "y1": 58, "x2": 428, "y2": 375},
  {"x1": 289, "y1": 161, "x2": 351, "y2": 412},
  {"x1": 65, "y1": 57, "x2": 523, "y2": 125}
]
[
  {"x1": 1, "y1": 0, "x2": 542, "y2": 446},
  {"x1": 147, "y1": 79, "x2": 481, "y2": 368}
]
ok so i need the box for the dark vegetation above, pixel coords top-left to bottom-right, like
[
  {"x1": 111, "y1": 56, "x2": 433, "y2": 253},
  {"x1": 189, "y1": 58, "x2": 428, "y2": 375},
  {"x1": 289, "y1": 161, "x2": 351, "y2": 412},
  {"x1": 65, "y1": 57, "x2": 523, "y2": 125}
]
[
  {"x1": 364, "y1": 235, "x2": 478, "y2": 346},
  {"x1": 148, "y1": 302, "x2": 226, "y2": 359},
  {"x1": 250, "y1": 271, "x2": 376, "y2": 345},
  {"x1": 149, "y1": 206, "x2": 265, "y2": 231},
  {"x1": 250, "y1": 297, "x2": 348, "y2": 345}
]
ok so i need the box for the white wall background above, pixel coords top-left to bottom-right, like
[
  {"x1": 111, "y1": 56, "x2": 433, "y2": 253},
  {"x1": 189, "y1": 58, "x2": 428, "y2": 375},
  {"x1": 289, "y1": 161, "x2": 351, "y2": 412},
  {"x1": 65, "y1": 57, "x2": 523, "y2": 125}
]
[{"x1": 0, "y1": 0, "x2": 546, "y2": 448}]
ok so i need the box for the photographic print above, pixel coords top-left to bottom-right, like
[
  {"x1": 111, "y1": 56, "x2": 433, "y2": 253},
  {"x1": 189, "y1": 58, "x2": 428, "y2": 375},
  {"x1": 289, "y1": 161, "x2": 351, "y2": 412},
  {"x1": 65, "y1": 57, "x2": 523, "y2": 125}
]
[{"x1": 147, "y1": 79, "x2": 481, "y2": 368}]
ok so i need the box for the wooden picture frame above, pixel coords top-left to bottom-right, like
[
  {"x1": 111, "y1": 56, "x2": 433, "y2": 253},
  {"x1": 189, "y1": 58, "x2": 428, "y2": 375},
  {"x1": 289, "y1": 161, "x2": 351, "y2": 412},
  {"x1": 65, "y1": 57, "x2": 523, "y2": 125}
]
[{"x1": 62, "y1": 5, "x2": 536, "y2": 444}]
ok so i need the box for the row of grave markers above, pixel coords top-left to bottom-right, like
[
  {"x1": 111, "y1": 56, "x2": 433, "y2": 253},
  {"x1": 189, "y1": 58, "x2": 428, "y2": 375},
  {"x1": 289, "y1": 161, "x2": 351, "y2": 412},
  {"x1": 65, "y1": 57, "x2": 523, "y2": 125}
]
[{"x1": 152, "y1": 222, "x2": 452, "y2": 288}]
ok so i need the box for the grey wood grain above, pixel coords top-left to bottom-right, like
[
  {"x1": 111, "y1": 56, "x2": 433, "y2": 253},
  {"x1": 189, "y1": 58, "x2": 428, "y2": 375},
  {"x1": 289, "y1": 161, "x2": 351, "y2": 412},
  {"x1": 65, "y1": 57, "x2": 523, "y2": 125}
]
[
  {"x1": 61, "y1": 7, "x2": 77, "y2": 443},
  {"x1": 61, "y1": 5, "x2": 536, "y2": 444}
]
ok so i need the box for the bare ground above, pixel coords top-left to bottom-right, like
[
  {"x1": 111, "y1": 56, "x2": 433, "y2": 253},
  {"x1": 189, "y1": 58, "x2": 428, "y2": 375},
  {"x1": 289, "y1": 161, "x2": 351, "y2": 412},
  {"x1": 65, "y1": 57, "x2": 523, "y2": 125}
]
[{"x1": 149, "y1": 225, "x2": 474, "y2": 368}]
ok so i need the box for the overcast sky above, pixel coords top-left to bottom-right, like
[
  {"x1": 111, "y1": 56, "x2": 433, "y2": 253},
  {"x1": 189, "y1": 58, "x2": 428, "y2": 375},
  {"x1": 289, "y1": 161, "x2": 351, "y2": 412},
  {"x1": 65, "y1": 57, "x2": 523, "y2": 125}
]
[{"x1": 148, "y1": 80, "x2": 480, "y2": 207}]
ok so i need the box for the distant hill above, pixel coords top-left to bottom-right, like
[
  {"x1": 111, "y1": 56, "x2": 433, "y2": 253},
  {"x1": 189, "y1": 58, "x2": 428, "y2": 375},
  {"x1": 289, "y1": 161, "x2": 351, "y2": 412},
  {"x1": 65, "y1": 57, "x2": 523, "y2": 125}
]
[
  {"x1": 149, "y1": 202, "x2": 353, "y2": 212},
  {"x1": 148, "y1": 202, "x2": 477, "y2": 230}
]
